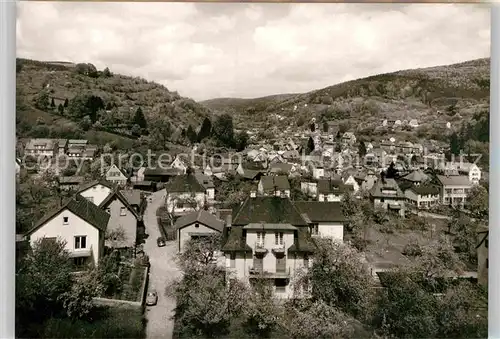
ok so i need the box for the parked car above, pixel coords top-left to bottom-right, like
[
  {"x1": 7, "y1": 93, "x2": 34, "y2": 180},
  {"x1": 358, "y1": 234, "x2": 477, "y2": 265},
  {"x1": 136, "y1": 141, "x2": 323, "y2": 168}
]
[
  {"x1": 157, "y1": 237, "x2": 166, "y2": 247},
  {"x1": 146, "y1": 290, "x2": 158, "y2": 306}
]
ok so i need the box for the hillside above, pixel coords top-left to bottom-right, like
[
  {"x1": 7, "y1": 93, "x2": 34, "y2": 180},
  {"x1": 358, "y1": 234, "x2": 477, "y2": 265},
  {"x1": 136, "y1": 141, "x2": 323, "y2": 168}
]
[
  {"x1": 201, "y1": 58, "x2": 490, "y2": 135},
  {"x1": 16, "y1": 58, "x2": 211, "y2": 149}
]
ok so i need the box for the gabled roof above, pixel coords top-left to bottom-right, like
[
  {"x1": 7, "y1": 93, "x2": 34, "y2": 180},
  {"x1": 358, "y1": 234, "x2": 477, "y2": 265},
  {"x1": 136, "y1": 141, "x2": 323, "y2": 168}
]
[
  {"x1": 402, "y1": 170, "x2": 429, "y2": 183},
  {"x1": 241, "y1": 169, "x2": 264, "y2": 180},
  {"x1": 317, "y1": 179, "x2": 352, "y2": 194},
  {"x1": 259, "y1": 175, "x2": 290, "y2": 191},
  {"x1": 269, "y1": 163, "x2": 294, "y2": 174},
  {"x1": 144, "y1": 167, "x2": 182, "y2": 176},
  {"x1": 77, "y1": 179, "x2": 115, "y2": 194},
  {"x1": 436, "y1": 175, "x2": 471, "y2": 187},
  {"x1": 106, "y1": 164, "x2": 128, "y2": 178},
  {"x1": 195, "y1": 173, "x2": 215, "y2": 189},
  {"x1": 407, "y1": 184, "x2": 440, "y2": 196},
  {"x1": 174, "y1": 210, "x2": 224, "y2": 233},
  {"x1": 27, "y1": 194, "x2": 110, "y2": 235},
  {"x1": 167, "y1": 174, "x2": 205, "y2": 193},
  {"x1": 120, "y1": 189, "x2": 142, "y2": 206},
  {"x1": 370, "y1": 178, "x2": 405, "y2": 199},
  {"x1": 99, "y1": 189, "x2": 141, "y2": 220},
  {"x1": 57, "y1": 176, "x2": 85, "y2": 185},
  {"x1": 294, "y1": 201, "x2": 345, "y2": 223},
  {"x1": 232, "y1": 196, "x2": 308, "y2": 226},
  {"x1": 287, "y1": 228, "x2": 317, "y2": 254}
]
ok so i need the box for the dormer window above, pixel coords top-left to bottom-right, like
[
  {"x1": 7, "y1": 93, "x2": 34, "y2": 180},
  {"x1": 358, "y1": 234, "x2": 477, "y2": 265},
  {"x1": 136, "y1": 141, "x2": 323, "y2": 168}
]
[
  {"x1": 63, "y1": 216, "x2": 69, "y2": 225},
  {"x1": 120, "y1": 207, "x2": 126, "y2": 216}
]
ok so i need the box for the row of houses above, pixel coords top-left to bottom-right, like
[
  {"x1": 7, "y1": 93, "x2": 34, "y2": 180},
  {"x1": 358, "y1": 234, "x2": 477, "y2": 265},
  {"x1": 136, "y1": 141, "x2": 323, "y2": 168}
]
[{"x1": 23, "y1": 138, "x2": 98, "y2": 160}]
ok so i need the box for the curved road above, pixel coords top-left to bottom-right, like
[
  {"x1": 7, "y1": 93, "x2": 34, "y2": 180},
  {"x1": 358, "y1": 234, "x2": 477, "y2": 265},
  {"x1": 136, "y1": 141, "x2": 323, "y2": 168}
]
[{"x1": 143, "y1": 189, "x2": 181, "y2": 339}]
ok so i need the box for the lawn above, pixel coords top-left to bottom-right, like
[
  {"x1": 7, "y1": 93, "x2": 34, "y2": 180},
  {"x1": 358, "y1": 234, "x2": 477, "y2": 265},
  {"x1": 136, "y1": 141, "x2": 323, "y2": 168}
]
[
  {"x1": 37, "y1": 306, "x2": 146, "y2": 338},
  {"x1": 108, "y1": 264, "x2": 147, "y2": 303}
]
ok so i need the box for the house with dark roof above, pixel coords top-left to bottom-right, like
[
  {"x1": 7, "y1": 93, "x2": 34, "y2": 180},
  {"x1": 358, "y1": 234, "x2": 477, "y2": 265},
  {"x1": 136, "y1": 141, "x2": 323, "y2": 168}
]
[
  {"x1": 25, "y1": 138, "x2": 58, "y2": 158},
  {"x1": 257, "y1": 175, "x2": 291, "y2": 198},
  {"x1": 401, "y1": 169, "x2": 430, "y2": 186},
  {"x1": 143, "y1": 167, "x2": 182, "y2": 182},
  {"x1": 175, "y1": 210, "x2": 225, "y2": 253},
  {"x1": 317, "y1": 178, "x2": 352, "y2": 202},
  {"x1": 99, "y1": 189, "x2": 143, "y2": 249},
  {"x1": 195, "y1": 173, "x2": 216, "y2": 201},
  {"x1": 221, "y1": 196, "x2": 316, "y2": 298},
  {"x1": 25, "y1": 194, "x2": 110, "y2": 269},
  {"x1": 370, "y1": 177, "x2": 406, "y2": 217},
  {"x1": 436, "y1": 175, "x2": 472, "y2": 207},
  {"x1": 165, "y1": 173, "x2": 207, "y2": 216},
  {"x1": 404, "y1": 184, "x2": 440, "y2": 210},
  {"x1": 57, "y1": 176, "x2": 85, "y2": 191},
  {"x1": 295, "y1": 201, "x2": 345, "y2": 241}
]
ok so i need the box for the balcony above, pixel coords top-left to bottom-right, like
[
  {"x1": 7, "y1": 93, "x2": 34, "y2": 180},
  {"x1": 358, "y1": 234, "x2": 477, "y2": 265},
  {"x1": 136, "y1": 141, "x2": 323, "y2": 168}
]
[
  {"x1": 254, "y1": 242, "x2": 268, "y2": 254},
  {"x1": 271, "y1": 241, "x2": 286, "y2": 254},
  {"x1": 248, "y1": 265, "x2": 290, "y2": 279}
]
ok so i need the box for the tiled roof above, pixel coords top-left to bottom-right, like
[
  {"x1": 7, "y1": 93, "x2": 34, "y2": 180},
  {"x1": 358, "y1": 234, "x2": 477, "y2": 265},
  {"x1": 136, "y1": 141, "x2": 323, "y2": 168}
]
[
  {"x1": 167, "y1": 174, "x2": 205, "y2": 193},
  {"x1": 144, "y1": 167, "x2": 182, "y2": 176},
  {"x1": 232, "y1": 196, "x2": 308, "y2": 226},
  {"x1": 174, "y1": 210, "x2": 224, "y2": 233},
  {"x1": 221, "y1": 226, "x2": 253, "y2": 253},
  {"x1": 317, "y1": 179, "x2": 351, "y2": 194},
  {"x1": 259, "y1": 175, "x2": 290, "y2": 191},
  {"x1": 408, "y1": 184, "x2": 440, "y2": 196},
  {"x1": 370, "y1": 178, "x2": 405, "y2": 199},
  {"x1": 25, "y1": 138, "x2": 55, "y2": 150},
  {"x1": 194, "y1": 173, "x2": 215, "y2": 189},
  {"x1": 287, "y1": 228, "x2": 317, "y2": 254},
  {"x1": 77, "y1": 179, "x2": 115, "y2": 194},
  {"x1": 436, "y1": 175, "x2": 471, "y2": 186},
  {"x1": 269, "y1": 163, "x2": 294, "y2": 174},
  {"x1": 402, "y1": 170, "x2": 429, "y2": 183},
  {"x1": 294, "y1": 201, "x2": 345, "y2": 223},
  {"x1": 120, "y1": 189, "x2": 142, "y2": 206},
  {"x1": 99, "y1": 189, "x2": 141, "y2": 220},
  {"x1": 28, "y1": 194, "x2": 110, "y2": 235}
]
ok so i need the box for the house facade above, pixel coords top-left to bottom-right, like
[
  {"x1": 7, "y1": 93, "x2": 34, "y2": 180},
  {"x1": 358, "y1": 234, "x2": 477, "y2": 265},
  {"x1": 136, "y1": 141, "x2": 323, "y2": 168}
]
[
  {"x1": 175, "y1": 210, "x2": 224, "y2": 253},
  {"x1": 317, "y1": 179, "x2": 350, "y2": 202},
  {"x1": 78, "y1": 180, "x2": 115, "y2": 206},
  {"x1": 26, "y1": 195, "x2": 110, "y2": 269},
  {"x1": 295, "y1": 201, "x2": 345, "y2": 241},
  {"x1": 222, "y1": 196, "x2": 316, "y2": 298},
  {"x1": 25, "y1": 138, "x2": 58, "y2": 158},
  {"x1": 404, "y1": 185, "x2": 440, "y2": 210},
  {"x1": 436, "y1": 175, "x2": 472, "y2": 207},
  {"x1": 165, "y1": 174, "x2": 207, "y2": 216},
  {"x1": 105, "y1": 164, "x2": 128, "y2": 186},
  {"x1": 258, "y1": 175, "x2": 291, "y2": 197},
  {"x1": 369, "y1": 177, "x2": 406, "y2": 217}
]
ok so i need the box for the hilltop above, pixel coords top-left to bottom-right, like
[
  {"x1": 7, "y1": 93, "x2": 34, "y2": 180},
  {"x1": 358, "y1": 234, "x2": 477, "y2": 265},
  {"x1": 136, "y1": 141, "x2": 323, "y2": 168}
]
[
  {"x1": 201, "y1": 58, "x2": 490, "y2": 136},
  {"x1": 16, "y1": 58, "x2": 211, "y2": 149}
]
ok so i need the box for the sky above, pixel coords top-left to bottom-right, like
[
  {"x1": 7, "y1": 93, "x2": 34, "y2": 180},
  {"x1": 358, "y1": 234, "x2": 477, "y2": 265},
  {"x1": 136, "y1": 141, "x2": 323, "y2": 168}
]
[{"x1": 17, "y1": 2, "x2": 490, "y2": 101}]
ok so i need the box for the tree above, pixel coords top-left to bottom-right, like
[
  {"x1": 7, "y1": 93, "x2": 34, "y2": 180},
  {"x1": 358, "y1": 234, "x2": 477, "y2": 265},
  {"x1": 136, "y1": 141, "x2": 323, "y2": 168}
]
[
  {"x1": 79, "y1": 115, "x2": 92, "y2": 131},
  {"x1": 306, "y1": 137, "x2": 315, "y2": 155},
  {"x1": 310, "y1": 123, "x2": 316, "y2": 132},
  {"x1": 132, "y1": 107, "x2": 147, "y2": 129},
  {"x1": 358, "y1": 141, "x2": 367, "y2": 157},
  {"x1": 59, "y1": 268, "x2": 103, "y2": 319},
  {"x1": 57, "y1": 103, "x2": 64, "y2": 115},
  {"x1": 105, "y1": 226, "x2": 128, "y2": 249},
  {"x1": 103, "y1": 67, "x2": 112, "y2": 77},
  {"x1": 50, "y1": 97, "x2": 56, "y2": 108},
  {"x1": 67, "y1": 94, "x2": 104, "y2": 123},
  {"x1": 466, "y1": 185, "x2": 488, "y2": 219},
  {"x1": 34, "y1": 90, "x2": 50, "y2": 110},
  {"x1": 177, "y1": 233, "x2": 222, "y2": 272},
  {"x1": 130, "y1": 124, "x2": 141, "y2": 136},
  {"x1": 63, "y1": 98, "x2": 69, "y2": 107},
  {"x1": 186, "y1": 125, "x2": 197, "y2": 144},
  {"x1": 212, "y1": 114, "x2": 235, "y2": 147},
  {"x1": 450, "y1": 132, "x2": 460, "y2": 155},
  {"x1": 16, "y1": 238, "x2": 73, "y2": 317},
  {"x1": 304, "y1": 239, "x2": 373, "y2": 319},
  {"x1": 285, "y1": 301, "x2": 357, "y2": 339},
  {"x1": 385, "y1": 162, "x2": 398, "y2": 179},
  {"x1": 234, "y1": 131, "x2": 249, "y2": 152},
  {"x1": 197, "y1": 117, "x2": 212, "y2": 142}
]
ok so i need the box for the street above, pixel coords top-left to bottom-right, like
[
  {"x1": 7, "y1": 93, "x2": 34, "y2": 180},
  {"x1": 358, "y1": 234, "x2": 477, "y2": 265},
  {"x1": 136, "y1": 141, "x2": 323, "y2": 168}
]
[{"x1": 143, "y1": 189, "x2": 182, "y2": 339}]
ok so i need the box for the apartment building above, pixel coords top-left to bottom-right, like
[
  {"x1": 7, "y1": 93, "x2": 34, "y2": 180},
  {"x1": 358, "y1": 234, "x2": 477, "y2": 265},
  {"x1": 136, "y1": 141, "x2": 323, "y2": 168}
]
[{"x1": 436, "y1": 175, "x2": 472, "y2": 207}]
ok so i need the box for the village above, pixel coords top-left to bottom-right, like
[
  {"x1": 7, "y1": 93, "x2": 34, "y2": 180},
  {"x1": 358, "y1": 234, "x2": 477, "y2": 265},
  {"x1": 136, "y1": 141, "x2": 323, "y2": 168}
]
[{"x1": 15, "y1": 113, "x2": 489, "y2": 337}]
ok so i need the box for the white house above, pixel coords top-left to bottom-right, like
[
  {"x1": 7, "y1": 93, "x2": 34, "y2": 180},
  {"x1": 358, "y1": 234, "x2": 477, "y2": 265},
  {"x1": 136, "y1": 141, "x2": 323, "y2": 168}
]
[
  {"x1": 258, "y1": 175, "x2": 290, "y2": 197},
  {"x1": 25, "y1": 138, "x2": 58, "y2": 158},
  {"x1": 25, "y1": 194, "x2": 110, "y2": 269},
  {"x1": 317, "y1": 179, "x2": 351, "y2": 202},
  {"x1": 369, "y1": 177, "x2": 406, "y2": 217},
  {"x1": 457, "y1": 162, "x2": 481, "y2": 185},
  {"x1": 78, "y1": 180, "x2": 115, "y2": 206},
  {"x1": 342, "y1": 174, "x2": 360, "y2": 193},
  {"x1": 171, "y1": 155, "x2": 188, "y2": 174},
  {"x1": 175, "y1": 209, "x2": 225, "y2": 253},
  {"x1": 195, "y1": 173, "x2": 216, "y2": 201},
  {"x1": 404, "y1": 185, "x2": 440, "y2": 210},
  {"x1": 105, "y1": 164, "x2": 128, "y2": 186},
  {"x1": 165, "y1": 173, "x2": 207, "y2": 216},
  {"x1": 436, "y1": 175, "x2": 472, "y2": 207},
  {"x1": 295, "y1": 201, "x2": 345, "y2": 241},
  {"x1": 99, "y1": 189, "x2": 142, "y2": 249}
]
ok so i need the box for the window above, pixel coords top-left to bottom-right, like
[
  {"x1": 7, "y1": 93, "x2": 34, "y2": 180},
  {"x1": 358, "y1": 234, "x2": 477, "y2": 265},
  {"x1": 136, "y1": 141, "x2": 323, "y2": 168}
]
[
  {"x1": 75, "y1": 236, "x2": 87, "y2": 249},
  {"x1": 380, "y1": 198, "x2": 385, "y2": 203},
  {"x1": 92, "y1": 186, "x2": 97, "y2": 190},
  {"x1": 303, "y1": 255, "x2": 309, "y2": 267},
  {"x1": 120, "y1": 207, "x2": 126, "y2": 216},
  {"x1": 195, "y1": 223, "x2": 199, "y2": 228},
  {"x1": 63, "y1": 216, "x2": 69, "y2": 225},
  {"x1": 230, "y1": 253, "x2": 236, "y2": 268},
  {"x1": 311, "y1": 224, "x2": 319, "y2": 236},
  {"x1": 486, "y1": 258, "x2": 489, "y2": 269},
  {"x1": 275, "y1": 232, "x2": 284, "y2": 245},
  {"x1": 256, "y1": 232, "x2": 265, "y2": 246},
  {"x1": 106, "y1": 208, "x2": 110, "y2": 214},
  {"x1": 275, "y1": 279, "x2": 287, "y2": 293},
  {"x1": 74, "y1": 257, "x2": 87, "y2": 267}
]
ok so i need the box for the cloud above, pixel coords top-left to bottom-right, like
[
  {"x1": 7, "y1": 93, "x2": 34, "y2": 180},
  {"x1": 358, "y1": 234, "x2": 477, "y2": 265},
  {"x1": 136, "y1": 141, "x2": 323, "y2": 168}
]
[{"x1": 17, "y1": 2, "x2": 490, "y2": 101}]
